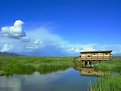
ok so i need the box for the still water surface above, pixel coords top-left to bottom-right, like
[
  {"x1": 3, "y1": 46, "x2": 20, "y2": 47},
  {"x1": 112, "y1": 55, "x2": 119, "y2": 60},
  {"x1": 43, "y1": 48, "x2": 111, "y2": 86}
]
[{"x1": 0, "y1": 68, "x2": 97, "y2": 91}]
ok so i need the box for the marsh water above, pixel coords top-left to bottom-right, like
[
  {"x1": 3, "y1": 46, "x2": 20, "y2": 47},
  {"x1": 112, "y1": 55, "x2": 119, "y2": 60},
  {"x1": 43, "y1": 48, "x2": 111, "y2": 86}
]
[{"x1": 0, "y1": 68, "x2": 98, "y2": 91}]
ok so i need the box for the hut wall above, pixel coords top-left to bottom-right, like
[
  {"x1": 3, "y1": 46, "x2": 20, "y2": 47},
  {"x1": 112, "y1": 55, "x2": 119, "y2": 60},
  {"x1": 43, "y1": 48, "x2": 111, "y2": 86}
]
[{"x1": 80, "y1": 52, "x2": 112, "y2": 61}]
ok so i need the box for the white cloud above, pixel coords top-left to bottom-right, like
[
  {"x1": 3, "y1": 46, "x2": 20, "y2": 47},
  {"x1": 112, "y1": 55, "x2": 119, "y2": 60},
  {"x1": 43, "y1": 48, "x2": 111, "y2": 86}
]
[
  {"x1": 0, "y1": 43, "x2": 10, "y2": 52},
  {"x1": 25, "y1": 39, "x2": 43, "y2": 51},
  {"x1": 64, "y1": 44, "x2": 96, "y2": 53},
  {"x1": 14, "y1": 20, "x2": 24, "y2": 27},
  {"x1": 1, "y1": 20, "x2": 26, "y2": 39},
  {"x1": 68, "y1": 47, "x2": 95, "y2": 53},
  {"x1": 0, "y1": 20, "x2": 42, "y2": 52},
  {"x1": 27, "y1": 27, "x2": 66, "y2": 46},
  {"x1": 21, "y1": 37, "x2": 30, "y2": 42}
]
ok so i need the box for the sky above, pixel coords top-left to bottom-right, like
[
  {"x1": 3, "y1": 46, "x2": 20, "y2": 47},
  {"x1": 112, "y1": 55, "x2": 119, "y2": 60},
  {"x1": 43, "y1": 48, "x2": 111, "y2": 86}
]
[{"x1": 0, "y1": 0, "x2": 121, "y2": 56}]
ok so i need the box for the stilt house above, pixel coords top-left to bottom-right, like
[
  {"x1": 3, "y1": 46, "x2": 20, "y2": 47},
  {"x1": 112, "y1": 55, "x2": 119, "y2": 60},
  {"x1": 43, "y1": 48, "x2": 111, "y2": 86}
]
[{"x1": 80, "y1": 50, "x2": 112, "y2": 61}]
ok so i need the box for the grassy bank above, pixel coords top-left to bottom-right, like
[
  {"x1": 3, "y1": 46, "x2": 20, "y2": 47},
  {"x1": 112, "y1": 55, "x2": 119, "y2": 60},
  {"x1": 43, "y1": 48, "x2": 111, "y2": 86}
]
[
  {"x1": 94, "y1": 57, "x2": 121, "y2": 72},
  {"x1": 91, "y1": 76, "x2": 121, "y2": 91},
  {"x1": 91, "y1": 57, "x2": 121, "y2": 91},
  {"x1": 0, "y1": 56, "x2": 81, "y2": 76}
]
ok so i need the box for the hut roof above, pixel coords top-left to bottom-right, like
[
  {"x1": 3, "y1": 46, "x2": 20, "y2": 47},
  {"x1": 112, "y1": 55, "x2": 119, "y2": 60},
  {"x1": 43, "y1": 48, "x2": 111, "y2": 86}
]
[{"x1": 80, "y1": 50, "x2": 112, "y2": 53}]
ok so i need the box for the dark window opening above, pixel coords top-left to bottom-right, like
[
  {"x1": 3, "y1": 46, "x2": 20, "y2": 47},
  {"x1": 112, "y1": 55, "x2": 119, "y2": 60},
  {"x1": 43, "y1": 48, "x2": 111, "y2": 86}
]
[
  {"x1": 88, "y1": 55, "x2": 91, "y2": 57},
  {"x1": 93, "y1": 53, "x2": 95, "y2": 55},
  {"x1": 105, "y1": 53, "x2": 108, "y2": 55}
]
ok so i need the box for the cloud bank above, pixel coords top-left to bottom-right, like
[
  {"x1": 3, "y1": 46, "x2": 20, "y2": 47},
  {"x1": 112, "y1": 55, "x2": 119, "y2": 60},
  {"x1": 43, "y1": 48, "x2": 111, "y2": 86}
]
[
  {"x1": 0, "y1": 20, "x2": 121, "y2": 56},
  {"x1": 0, "y1": 20, "x2": 42, "y2": 53},
  {"x1": 1, "y1": 20, "x2": 26, "y2": 39}
]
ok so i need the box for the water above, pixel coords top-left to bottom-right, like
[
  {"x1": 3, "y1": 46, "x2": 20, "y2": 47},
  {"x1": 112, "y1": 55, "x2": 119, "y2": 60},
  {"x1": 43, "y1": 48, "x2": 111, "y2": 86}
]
[{"x1": 0, "y1": 68, "x2": 97, "y2": 91}]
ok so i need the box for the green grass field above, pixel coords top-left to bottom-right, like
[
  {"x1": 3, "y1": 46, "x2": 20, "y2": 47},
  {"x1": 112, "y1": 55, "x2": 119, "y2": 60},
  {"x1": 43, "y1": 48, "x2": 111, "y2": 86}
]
[
  {"x1": 0, "y1": 56, "x2": 81, "y2": 76},
  {"x1": 94, "y1": 57, "x2": 121, "y2": 72},
  {"x1": 91, "y1": 56, "x2": 121, "y2": 91}
]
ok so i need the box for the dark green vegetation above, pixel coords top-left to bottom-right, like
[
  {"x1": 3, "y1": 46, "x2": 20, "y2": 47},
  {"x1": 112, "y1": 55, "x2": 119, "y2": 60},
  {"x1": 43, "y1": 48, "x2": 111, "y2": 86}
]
[
  {"x1": 91, "y1": 57, "x2": 121, "y2": 91},
  {"x1": 0, "y1": 56, "x2": 81, "y2": 76},
  {"x1": 91, "y1": 76, "x2": 121, "y2": 91},
  {"x1": 94, "y1": 57, "x2": 121, "y2": 72}
]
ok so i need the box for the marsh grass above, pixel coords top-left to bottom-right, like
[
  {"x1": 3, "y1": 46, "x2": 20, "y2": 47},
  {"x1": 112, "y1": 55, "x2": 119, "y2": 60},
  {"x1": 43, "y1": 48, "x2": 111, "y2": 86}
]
[
  {"x1": 94, "y1": 57, "x2": 121, "y2": 72},
  {"x1": 0, "y1": 56, "x2": 77, "y2": 76},
  {"x1": 91, "y1": 57, "x2": 121, "y2": 91},
  {"x1": 91, "y1": 76, "x2": 121, "y2": 91},
  {"x1": 37, "y1": 64, "x2": 69, "y2": 74},
  {"x1": 3, "y1": 62, "x2": 37, "y2": 76}
]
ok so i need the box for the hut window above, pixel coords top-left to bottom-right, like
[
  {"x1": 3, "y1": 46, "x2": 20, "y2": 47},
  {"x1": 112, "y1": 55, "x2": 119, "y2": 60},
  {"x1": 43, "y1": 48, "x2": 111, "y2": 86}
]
[
  {"x1": 88, "y1": 55, "x2": 91, "y2": 57},
  {"x1": 93, "y1": 53, "x2": 95, "y2": 55},
  {"x1": 105, "y1": 53, "x2": 108, "y2": 55}
]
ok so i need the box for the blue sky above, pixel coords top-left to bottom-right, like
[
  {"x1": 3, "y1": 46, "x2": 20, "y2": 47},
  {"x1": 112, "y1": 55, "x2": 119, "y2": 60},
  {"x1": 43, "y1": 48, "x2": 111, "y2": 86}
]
[{"x1": 0, "y1": 0, "x2": 121, "y2": 56}]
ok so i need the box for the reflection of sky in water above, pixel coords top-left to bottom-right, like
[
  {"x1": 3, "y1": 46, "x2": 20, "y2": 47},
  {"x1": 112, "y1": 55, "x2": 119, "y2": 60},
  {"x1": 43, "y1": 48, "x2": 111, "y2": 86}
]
[
  {"x1": 0, "y1": 76, "x2": 22, "y2": 91},
  {"x1": 0, "y1": 68, "x2": 97, "y2": 91}
]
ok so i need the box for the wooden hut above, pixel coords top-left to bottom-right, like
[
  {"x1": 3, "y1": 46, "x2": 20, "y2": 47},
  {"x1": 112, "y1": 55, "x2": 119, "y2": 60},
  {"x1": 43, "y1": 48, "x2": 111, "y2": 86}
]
[{"x1": 80, "y1": 50, "x2": 112, "y2": 61}]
